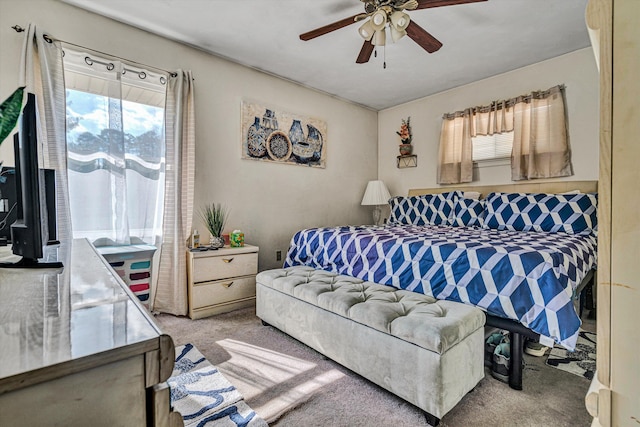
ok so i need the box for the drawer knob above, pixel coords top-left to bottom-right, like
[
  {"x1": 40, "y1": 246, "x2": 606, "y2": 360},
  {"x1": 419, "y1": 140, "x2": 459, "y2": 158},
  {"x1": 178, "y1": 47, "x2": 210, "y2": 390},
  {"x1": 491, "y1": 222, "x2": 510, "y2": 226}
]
[
  {"x1": 222, "y1": 258, "x2": 234, "y2": 263},
  {"x1": 221, "y1": 281, "x2": 234, "y2": 288}
]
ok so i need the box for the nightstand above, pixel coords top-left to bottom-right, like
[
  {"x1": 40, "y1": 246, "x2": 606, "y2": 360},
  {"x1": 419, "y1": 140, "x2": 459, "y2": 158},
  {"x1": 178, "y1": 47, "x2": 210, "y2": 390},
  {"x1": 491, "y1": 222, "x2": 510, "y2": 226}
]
[{"x1": 186, "y1": 244, "x2": 259, "y2": 319}]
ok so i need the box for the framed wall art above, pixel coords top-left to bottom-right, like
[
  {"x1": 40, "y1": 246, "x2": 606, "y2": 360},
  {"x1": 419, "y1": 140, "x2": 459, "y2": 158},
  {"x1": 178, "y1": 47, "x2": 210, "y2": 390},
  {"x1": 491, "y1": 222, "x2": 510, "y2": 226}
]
[{"x1": 241, "y1": 100, "x2": 327, "y2": 168}]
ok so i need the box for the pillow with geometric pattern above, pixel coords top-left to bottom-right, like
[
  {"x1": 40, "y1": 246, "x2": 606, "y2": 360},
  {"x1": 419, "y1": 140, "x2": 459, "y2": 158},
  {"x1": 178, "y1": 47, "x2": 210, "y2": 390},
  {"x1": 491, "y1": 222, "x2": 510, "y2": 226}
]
[
  {"x1": 448, "y1": 198, "x2": 485, "y2": 227},
  {"x1": 483, "y1": 192, "x2": 598, "y2": 234},
  {"x1": 388, "y1": 191, "x2": 462, "y2": 226}
]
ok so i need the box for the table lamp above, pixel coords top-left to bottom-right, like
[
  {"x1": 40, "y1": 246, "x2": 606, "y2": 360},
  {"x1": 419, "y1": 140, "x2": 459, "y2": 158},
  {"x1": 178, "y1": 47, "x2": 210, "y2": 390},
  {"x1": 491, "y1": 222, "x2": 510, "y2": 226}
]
[{"x1": 361, "y1": 180, "x2": 391, "y2": 226}]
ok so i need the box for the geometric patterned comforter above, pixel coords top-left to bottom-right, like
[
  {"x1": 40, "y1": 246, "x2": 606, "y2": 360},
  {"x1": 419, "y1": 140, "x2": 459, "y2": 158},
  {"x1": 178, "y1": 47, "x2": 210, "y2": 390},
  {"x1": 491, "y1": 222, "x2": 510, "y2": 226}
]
[{"x1": 284, "y1": 224, "x2": 597, "y2": 351}]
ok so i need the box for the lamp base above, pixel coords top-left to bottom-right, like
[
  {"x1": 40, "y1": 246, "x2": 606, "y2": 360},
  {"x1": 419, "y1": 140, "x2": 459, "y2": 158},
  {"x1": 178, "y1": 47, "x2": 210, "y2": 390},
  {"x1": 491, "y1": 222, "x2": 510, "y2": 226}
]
[{"x1": 372, "y1": 206, "x2": 382, "y2": 226}]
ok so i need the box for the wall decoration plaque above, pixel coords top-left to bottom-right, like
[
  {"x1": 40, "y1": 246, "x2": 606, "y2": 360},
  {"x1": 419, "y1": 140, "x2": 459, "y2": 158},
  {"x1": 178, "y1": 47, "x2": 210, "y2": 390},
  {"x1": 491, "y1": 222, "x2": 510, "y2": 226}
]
[{"x1": 241, "y1": 101, "x2": 327, "y2": 168}]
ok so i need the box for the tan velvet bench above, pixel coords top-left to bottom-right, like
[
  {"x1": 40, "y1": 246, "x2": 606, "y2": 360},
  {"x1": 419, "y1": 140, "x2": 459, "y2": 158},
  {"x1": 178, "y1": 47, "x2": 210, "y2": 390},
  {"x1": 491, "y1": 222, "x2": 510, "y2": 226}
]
[{"x1": 256, "y1": 266, "x2": 485, "y2": 426}]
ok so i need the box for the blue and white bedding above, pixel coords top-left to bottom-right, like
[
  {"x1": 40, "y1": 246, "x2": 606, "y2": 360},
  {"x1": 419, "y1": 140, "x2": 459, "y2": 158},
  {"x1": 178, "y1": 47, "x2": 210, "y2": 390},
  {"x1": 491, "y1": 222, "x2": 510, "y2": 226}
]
[{"x1": 284, "y1": 224, "x2": 597, "y2": 351}]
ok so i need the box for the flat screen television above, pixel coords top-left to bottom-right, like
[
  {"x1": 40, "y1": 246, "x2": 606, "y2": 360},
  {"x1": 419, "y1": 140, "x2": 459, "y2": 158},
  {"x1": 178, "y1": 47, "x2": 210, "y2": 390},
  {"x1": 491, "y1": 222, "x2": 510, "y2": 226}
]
[{"x1": 0, "y1": 92, "x2": 62, "y2": 269}]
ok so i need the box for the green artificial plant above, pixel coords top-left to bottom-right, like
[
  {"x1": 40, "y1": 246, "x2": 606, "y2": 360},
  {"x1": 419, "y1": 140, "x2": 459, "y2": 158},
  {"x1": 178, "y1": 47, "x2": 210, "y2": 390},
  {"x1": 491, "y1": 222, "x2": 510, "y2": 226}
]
[{"x1": 199, "y1": 203, "x2": 229, "y2": 238}]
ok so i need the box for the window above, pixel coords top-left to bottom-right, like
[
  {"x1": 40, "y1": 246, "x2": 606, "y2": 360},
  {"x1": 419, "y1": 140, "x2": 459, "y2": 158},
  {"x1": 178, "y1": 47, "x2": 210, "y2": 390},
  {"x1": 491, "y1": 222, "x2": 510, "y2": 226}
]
[
  {"x1": 63, "y1": 48, "x2": 167, "y2": 245},
  {"x1": 471, "y1": 131, "x2": 514, "y2": 162}
]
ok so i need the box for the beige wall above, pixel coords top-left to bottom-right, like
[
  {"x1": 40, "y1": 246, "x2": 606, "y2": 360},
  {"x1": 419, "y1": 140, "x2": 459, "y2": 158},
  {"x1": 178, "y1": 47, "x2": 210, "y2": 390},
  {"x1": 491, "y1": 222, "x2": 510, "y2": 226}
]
[
  {"x1": 377, "y1": 48, "x2": 599, "y2": 198},
  {"x1": 0, "y1": 0, "x2": 378, "y2": 271}
]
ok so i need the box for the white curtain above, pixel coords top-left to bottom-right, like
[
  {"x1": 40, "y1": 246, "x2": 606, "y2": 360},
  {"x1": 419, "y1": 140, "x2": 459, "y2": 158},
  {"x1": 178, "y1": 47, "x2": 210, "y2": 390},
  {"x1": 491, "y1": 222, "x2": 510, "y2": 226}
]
[
  {"x1": 438, "y1": 101, "x2": 514, "y2": 184},
  {"x1": 19, "y1": 24, "x2": 72, "y2": 247},
  {"x1": 511, "y1": 85, "x2": 573, "y2": 180},
  {"x1": 438, "y1": 84, "x2": 573, "y2": 184},
  {"x1": 470, "y1": 100, "x2": 514, "y2": 137},
  {"x1": 152, "y1": 70, "x2": 195, "y2": 315},
  {"x1": 62, "y1": 48, "x2": 167, "y2": 246},
  {"x1": 20, "y1": 24, "x2": 72, "y2": 361},
  {"x1": 437, "y1": 109, "x2": 473, "y2": 184}
]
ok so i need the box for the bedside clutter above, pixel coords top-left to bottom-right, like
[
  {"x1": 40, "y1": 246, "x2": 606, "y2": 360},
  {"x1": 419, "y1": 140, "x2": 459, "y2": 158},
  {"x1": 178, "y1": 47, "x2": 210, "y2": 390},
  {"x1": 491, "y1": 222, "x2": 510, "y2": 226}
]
[{"x1": 186, "y1": 244, "x2": 259, "y2": 319}]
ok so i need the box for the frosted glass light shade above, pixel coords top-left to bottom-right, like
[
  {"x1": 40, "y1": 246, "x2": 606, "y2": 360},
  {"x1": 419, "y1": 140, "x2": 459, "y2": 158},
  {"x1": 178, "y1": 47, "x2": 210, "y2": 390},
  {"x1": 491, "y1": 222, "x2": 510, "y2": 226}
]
[
  {"x1": 390, "y1": 26, "x2": 407, "y2": 43},
  {"x1": 390, "y1": 11, "x2": 410, "y2": 30},
  {"x1": 358, "y1": 20, "x2": 375, "y2": 41},
  {"x1": 372, "y1": 29, "x2": 386, "y2": 46},
  {"x1": 361, "y1": 180, "x2": 391, "y2": 206},
  {"x1": 371, "y1": 10, "x2": 388, "y2": 30}
]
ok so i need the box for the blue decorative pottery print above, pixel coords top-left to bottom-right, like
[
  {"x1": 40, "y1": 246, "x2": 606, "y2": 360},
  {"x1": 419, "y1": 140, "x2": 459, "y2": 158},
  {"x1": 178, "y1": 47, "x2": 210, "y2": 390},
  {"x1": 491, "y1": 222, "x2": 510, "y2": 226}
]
[
  {"x1": 291, "y1": 119, "x2": 314, "y2": 163},
  {"x1": 261, "y1": 109, "x2": 278, "y2": 131},
  {"x1": 247, "y1": 117, "x2": 267, "y2": 158},
  {"x1": 306, "y1": 124, "x2": 323, "y2": 163},
  {"x1": 289, "y1": 119, "x2": 305, "y2": 145},
  {"x1": 242, "y1": 101, "x2": 327, "y2": 168}
]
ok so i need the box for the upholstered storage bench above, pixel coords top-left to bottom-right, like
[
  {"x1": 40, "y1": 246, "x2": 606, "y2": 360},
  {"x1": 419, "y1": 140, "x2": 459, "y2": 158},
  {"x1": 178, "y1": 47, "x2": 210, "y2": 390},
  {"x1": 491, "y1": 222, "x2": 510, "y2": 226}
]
[{"x1": 256, "y1": 266, "x2": 485, "y2": 425}]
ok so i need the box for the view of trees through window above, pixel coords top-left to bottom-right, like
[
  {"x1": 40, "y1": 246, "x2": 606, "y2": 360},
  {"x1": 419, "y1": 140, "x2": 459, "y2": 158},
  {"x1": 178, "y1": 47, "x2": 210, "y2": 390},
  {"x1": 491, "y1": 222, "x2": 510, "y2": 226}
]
[
  {"x1": 66, "y1": 90, "x2": 164, "y2": 161},
  {"x1": 67, "y1": 98, "x2": 163, "y2": 162}
]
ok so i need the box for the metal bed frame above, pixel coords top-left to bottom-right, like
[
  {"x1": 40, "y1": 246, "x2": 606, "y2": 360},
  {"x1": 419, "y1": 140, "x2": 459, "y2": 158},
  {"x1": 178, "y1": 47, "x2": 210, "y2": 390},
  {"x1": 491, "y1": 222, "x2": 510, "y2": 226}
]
[{"x1": 485, "y1": 268, "x2": 596, "y2": 390}]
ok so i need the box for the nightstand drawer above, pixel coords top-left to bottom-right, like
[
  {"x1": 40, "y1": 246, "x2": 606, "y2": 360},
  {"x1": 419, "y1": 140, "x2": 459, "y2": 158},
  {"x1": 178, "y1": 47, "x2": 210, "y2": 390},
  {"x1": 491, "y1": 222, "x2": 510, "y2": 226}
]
[
  {"x1": 192, "y1": 276, "x2": 256, "y2": 308},
  {"x1": 192, "y1": 252, "x2": 258, "y2": 283}
]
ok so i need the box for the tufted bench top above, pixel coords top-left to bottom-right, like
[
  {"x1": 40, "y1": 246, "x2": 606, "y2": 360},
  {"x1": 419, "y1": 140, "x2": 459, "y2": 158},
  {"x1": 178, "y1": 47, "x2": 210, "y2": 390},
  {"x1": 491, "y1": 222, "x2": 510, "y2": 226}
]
[{"x1": 256, "y1": 266, "x2": 485, "y2": 355}]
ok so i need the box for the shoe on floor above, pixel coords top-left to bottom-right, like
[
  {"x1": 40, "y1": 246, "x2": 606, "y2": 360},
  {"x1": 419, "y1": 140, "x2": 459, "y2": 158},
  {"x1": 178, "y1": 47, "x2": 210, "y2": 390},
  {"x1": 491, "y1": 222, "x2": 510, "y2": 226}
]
[
  {"x1": 485, "y1": 332, "x2": 508, "y2": 367},
  {"x1": 524, "y1": 341, "x2": 549, "y2": 357},
  {"x1": 491, "y1": 342, "x2": 510, "y2": 383}
]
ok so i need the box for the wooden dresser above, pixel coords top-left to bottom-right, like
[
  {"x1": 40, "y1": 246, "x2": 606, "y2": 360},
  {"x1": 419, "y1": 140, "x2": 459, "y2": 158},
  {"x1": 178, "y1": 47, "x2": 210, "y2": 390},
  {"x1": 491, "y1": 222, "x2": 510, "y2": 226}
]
[
  {"x1": 0, "y1": 239, "x2": 182, "y2": 427},
  {"x1": 187, "y1": 245, "x2": 259, "y2": 319}
]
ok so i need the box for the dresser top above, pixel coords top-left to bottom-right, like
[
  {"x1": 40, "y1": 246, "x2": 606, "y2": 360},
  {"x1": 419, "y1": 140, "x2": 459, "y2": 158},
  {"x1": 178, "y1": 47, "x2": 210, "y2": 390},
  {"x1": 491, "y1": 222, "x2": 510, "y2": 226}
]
[
  {"x1": 0, "y1": 239, "x2": 163, "y2": 390},
  {"x1": 188, "y1": 244, "x2": 259, "y2": 259}
]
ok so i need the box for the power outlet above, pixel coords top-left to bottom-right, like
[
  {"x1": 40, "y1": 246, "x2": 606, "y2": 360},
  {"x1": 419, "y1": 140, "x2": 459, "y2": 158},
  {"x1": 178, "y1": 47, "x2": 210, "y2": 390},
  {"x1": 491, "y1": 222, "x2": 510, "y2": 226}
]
[{"x1": 276, "y1": 250, "x2": 282, "y2": 261}]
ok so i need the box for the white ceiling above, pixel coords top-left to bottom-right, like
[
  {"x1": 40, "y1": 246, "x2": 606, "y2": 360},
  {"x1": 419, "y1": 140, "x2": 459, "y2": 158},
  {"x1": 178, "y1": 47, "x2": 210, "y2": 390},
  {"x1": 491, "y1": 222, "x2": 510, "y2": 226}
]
[{"x1": 59, "y1": 0, "x2": 591, "y2": 111}]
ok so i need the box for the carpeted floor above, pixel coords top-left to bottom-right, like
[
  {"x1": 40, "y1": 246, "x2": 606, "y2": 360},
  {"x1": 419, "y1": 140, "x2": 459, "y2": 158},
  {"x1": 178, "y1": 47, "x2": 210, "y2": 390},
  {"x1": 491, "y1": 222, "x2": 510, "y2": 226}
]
[{"x1": 156, "y1": 308, "x2": 594, "y2": 427}]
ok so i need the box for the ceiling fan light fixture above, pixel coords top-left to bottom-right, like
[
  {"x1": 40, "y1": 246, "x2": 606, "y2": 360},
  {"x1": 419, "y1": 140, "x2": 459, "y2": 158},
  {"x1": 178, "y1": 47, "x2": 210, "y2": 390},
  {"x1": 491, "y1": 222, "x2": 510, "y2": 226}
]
[
  {"x1": 370, "y1": 10, "x2": 388, "y2": 30},
  {"x1": 390, "y1": 11, "x2": 410, "y2": 31},
  {"x1": 390, "y1": 26, "x2": 407, "y2": 43},
  {"x1": 372, "y1": 28, "x2": 386, "y2": 46},
  {"x1": 358, "y1": 20, "x2": 375, "y2": 41}
]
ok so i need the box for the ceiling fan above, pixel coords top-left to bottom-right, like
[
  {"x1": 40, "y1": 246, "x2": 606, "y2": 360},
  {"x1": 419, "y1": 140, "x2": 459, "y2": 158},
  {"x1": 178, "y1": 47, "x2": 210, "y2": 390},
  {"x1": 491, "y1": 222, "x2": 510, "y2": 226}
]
[{"x1": 300, "y1": 0, "x2": 488, "y2": 64}]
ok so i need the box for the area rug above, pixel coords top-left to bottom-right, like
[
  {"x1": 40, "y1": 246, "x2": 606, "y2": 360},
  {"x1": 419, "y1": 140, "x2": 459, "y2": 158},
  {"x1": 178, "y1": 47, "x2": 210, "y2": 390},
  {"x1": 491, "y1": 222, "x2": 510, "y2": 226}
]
[
  {"x1": 168, "y1": 343, "x2": 268, "y2": 427},
  {"x1": 546, "y1": 330, "x2": 596, "y2": 380}
]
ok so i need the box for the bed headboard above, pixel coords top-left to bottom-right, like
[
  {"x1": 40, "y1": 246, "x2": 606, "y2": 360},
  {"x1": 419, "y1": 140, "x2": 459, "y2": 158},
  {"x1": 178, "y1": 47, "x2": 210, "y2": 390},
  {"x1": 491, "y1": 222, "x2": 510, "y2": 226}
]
[{"x1": 408, "y1": 180, "x2": 598, "y2": 198}]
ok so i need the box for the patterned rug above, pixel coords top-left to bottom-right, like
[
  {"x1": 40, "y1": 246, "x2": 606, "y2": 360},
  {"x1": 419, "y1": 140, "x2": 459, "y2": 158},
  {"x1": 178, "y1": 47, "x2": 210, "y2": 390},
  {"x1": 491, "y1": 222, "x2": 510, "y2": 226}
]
[
  {"x1": 546, "y1": 330, "x2": 596, "y2": 380},
  {"x1": 168, "y1": 343, "x2": 268, "y2": 427}
]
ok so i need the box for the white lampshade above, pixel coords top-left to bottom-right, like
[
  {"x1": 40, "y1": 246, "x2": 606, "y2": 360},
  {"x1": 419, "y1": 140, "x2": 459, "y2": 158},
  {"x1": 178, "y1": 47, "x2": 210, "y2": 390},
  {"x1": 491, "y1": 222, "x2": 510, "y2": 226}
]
[
  {"x1": 358, "y1": 20, "x2": 375, "y2": 41},
  {"x1": 362, "y1": 180, "x2": 391, "y2": 226},
  {"x1": 372, "y1": 28, "x2": 386, "y2": 46},
  {"x1": 390, "y1": 11, "x2": 410, "y2": 31},
  {"x1": 370, "y1": 10, "x2": 388, "y2": 30},
  {"x1": 361, "y1": 180, "x2": 391, "y2": 206},
  {"x1": 390, "y1": 26, "x2": 407, "y2": 43}
]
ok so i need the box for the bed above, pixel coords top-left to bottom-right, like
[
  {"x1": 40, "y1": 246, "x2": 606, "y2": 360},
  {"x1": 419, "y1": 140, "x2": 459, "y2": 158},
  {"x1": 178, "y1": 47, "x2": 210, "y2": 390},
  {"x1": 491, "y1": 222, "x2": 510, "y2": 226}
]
[{"x1": 283, "y1": 181, "x2": 598, "y2": 389}]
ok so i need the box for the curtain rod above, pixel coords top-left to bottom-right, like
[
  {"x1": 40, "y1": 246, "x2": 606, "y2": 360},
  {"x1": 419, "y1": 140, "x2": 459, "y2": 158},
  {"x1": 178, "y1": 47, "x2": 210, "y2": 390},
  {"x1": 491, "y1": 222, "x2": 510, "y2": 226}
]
[{"x1": 11, "y1": 24, "x2": 178, "y2": 78}]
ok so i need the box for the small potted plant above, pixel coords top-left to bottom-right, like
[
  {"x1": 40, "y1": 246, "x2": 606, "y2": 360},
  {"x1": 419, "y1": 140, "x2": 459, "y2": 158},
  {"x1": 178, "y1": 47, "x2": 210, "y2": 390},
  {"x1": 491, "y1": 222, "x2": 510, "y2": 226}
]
[
  {"x1": 397, "y1": 116, "x2": 412, "y2": 156},
  {"x1": 199, "y1": 203, "x2": 229, "y2": 249}
]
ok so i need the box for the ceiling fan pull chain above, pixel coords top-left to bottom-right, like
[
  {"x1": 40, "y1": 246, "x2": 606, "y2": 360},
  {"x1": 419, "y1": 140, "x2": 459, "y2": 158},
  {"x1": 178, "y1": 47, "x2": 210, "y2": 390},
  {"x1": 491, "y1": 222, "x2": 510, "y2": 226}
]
[{"x1": 384, "y1": 45, "x2": 387, "y2": 69}]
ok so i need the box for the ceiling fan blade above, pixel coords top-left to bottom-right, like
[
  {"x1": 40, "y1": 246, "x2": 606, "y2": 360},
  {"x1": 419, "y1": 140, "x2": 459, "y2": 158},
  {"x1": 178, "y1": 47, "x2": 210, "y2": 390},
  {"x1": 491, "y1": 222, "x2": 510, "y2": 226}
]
[
  {"x1": 356, "y1": 40, "x2": 375, "y2": 64},
  {"x1": 300, "y1": 14, "x2": 361, "y2": 41},
  {"x1": 415, "y1": 0, "x2": 487, "y2": 10},
  {"x1": 405, "y1": 21, "x2": 443, "y2": 53}
]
